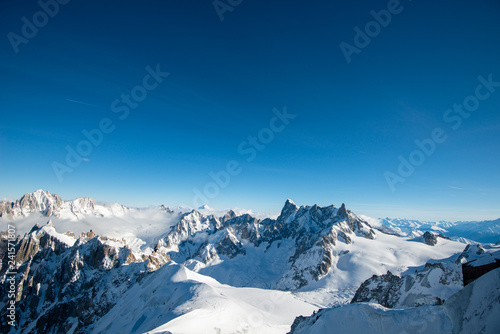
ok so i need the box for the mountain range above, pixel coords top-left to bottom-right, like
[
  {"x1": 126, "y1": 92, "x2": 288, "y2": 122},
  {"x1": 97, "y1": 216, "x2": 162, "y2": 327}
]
[{"x1": 1, "y1": 190, "x2": 499, "y2": 333}]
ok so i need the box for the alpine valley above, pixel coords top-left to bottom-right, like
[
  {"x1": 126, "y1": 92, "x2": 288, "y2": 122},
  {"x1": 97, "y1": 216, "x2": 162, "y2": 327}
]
[{"x1": 1, "y1": 190, "x2": 499, "y2": 333}]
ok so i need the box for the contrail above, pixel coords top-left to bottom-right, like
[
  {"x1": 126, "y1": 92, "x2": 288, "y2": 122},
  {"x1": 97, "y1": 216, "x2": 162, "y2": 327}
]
[{"x1": 66, "y1": 99, "x2": 104, "y2": 109}]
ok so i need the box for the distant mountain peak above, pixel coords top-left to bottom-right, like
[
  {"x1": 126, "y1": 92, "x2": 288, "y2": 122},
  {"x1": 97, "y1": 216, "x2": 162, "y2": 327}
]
[
  {"x1": 0, "y1": 190, "x2": 106, "y2": 220},
  {"x1": 284, "y1": 199, "x2": 300, "y2": 211},
  {"x1": 33, "y1": 188, "x2": 48, "y2": 195},
  {"x1": 277, "y1": 199, "x2": 300, "y2": 224},
  {"x1": 338, "y1": 203, "x2": 348, "y2": 217},
  {"x1": 221, "y1": 210, "x2": 237, "y2": 223}
]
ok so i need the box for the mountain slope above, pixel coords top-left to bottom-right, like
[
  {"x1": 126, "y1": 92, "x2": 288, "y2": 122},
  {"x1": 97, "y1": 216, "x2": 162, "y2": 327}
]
[
  {"x1": 92, "y1": 264, "x2": 317, "y2": 334},
  {"x1": 289, "y1": 267, "x2": 500, "y2": 334}
]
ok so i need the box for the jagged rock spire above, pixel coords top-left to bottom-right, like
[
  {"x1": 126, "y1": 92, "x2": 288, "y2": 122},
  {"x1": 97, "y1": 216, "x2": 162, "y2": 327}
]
[
  {"x1": 338, "y1": 203, "x2": 348, "y2": 218},
  {"x1": 277, "y1": 199, "x2": 299, "y2": 223}
]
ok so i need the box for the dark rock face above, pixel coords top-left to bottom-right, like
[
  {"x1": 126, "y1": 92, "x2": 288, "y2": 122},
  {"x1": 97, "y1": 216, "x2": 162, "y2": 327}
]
[
  {"x1": 220, "y1": 210, "x2": 237, "y2": 223},
  {"x1": 288, "y1": 309, "x2": 326, "y2": 334},
  {"x1": 460, "y1": 245, "x2": 500, "y2": 286},
  {"x1": 215, "y1": 228, "x2": 246, "y2": 259},
  {"x1": 277, "y1": 199, "x2": 300, "y2": 224},
  {"x1": 423, "y1": 231, "x2": 438, "y2": 246},
  {"x1": 0, "y1": 224, "x2": 156, "y2": 334},
  {"x1": 351, "y1": 271, "x2": 403, "y2": 308},
  {"x1": 422, "y1": 231, "x2": 449, "y2": 246},
  {"x1": 337, "y1": 203, "x2": 348, "y2": 218}
]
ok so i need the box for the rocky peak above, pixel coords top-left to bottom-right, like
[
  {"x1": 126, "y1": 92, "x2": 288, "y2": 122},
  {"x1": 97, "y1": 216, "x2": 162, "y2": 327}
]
[
  {"x1": 158, "y1": 210, "x2": 212, "y2": 250},
  {"x1": 277, "y1": 199, "x2": 300, "y2": 223},
  {"x1": 4, "y1": 190, "x2": 64, "y2": 217},
  {"x1": 351, "y1": 271, "x2": 402, "y2": 308},
  {"x1": 215, "y1": 227, "x2": 246, "y2": 259},
  {"x1": 221, "y1": 209, "x2": 237, "y2": 223},
  {"x1": 423, "y1": 231, "x2": 438, "y2": 246},
  {"x1": 284, "y1": 199, "x2": 299, "y2": 209},
  {"x1": 71, "y1": 197, "x2": 97, "y2": 216},
  {"x1": 159, "y1": 204, "x2": 174, "y2": 213},
  {"x1": 422, "y1": 231, "x2": 449, "y2": 246},
  {"x1": 456, "y1": 244, "x2": 486, "y2": 264},
  {"x1": 337, "y1": 203, "x2": 348, "y2": 218}
]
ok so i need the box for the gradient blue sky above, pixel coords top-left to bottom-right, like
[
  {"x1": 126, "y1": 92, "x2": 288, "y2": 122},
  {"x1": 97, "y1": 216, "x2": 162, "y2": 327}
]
[{"x1": 1, "y1": 0, "x2": 499, "y2": 221}]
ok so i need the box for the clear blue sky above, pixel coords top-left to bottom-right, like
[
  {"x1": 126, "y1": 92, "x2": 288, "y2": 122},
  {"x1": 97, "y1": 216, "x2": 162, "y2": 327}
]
[{"x1": 1, "y1": 0, "x2": 499, "y2": 221}]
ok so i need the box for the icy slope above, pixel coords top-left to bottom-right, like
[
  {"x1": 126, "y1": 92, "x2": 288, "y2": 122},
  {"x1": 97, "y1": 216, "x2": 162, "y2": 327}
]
[
  {"x1": 290, "y1": 303, "x2": 452, "y2": 334},
  {"x1": 444, "y1": 267, "x2": 500, "y2": 333},
  {"x1": 92, "y1": 263, "x2": 317, "y2": 334},
  {"x1": 289, "y1": 267, "x2": 500, "y2": 334}
]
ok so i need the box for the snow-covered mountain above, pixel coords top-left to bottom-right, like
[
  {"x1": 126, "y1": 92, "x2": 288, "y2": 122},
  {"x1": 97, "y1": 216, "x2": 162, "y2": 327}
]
[
  {"x1": 0, "y1": 189, "x2": 128, "y2": 220},
  {"x1": 0, "y1": 190, "x2": 64, "y2": 218},
  {"x1": 350, "y1": 243, "x2": 500, "y2": 309},
  {"x1": 289, "y1": 249, "x2": 500, "y2": 334},
  {"x1": 153, "y1": 200, "x2": 381, "y2": 291},
  {"x1": 1, "y1": 190, "x2": 498, "y2": 333},
  {"x1": 364, "y1": 216, "x2": 500, "y2": 244},
  {"x1": 289, "y1": 267, "x2": 500, "y2": 334}
]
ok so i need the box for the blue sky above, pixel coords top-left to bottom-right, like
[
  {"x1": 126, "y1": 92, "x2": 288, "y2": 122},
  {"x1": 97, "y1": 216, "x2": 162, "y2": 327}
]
[{"x1": 1, "y1": 0, "x2": 499, "y2": 221}]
